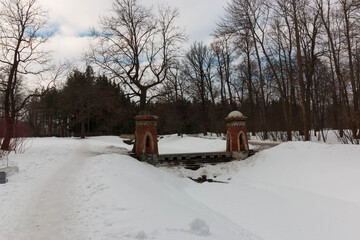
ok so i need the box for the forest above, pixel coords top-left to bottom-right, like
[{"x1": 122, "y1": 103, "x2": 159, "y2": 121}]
[{"x1": 1, "y1": 0, "x2": 360, "y2": 150}]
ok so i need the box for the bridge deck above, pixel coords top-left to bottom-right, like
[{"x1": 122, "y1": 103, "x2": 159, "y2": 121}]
[{"x1": 157, "y1": 151, "x2": 254, "y2": 170}]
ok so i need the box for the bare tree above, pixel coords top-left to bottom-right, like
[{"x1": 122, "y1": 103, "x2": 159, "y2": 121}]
[
  {"x1": 219, "y1": 0, "x2": 270, "y2": 139},
  {"x1": 0, "y1": 0, "x2": 51, "y2": 151},
  {"x1": 162, "y1": 63, "x2": 188, "y2": 103},
  {"x1": 182, "y1": 42, "x2": 216, "y2": 134},
  {"x1": 211, "y1": 35, "x2": 235, "y2": 105},
  {"x1": 88, "y1": 0, "x2": 185, "y2": 110},
  {"x1": 339, "y1": 0, "x2": 360, "y2": 139},
  {"x1": 290, "y1": 0, "x2": 310, "y2": 140},
  {"x1": 316, "y1": 0, "x2": 357, "y2": 139}
]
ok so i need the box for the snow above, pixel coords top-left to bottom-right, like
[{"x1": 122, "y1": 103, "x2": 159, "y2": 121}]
[
  {"x1": 158, "y1": 134, "x2": 227, "y2": 154},
  {"x1": 248, "y1": 129, "x2": 352, "y2": 144},
  {"x1": 189, "y1": 218, "x2": 210, "y2": 236},
  {"x1": 1, "y1": 135, "x2": 360, "y2": 240},
  {"x1": 183, "y1": 141, "x2": 360, "y2": 240},
  {"x1": 227, "y1": 110, "x2": 244, "y2": 118}
]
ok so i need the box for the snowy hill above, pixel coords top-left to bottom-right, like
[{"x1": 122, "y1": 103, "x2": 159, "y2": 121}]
[{"x1": 0, "y1": 135, "x2": 359, "y2": 240}]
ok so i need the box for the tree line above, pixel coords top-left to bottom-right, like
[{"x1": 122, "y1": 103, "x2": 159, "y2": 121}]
[
  {"x1": 209, "y1": 0, "x2": 360, "y2": 143},
  {"x1": 26, "y1": 66, "x2": 136, "y2": 138},
  {"x1": 1, "y1": 0, "x2": 360, "y2": 151},
  {"x1": 154, "y1": 0, "x2": 360, "y2": 143}
]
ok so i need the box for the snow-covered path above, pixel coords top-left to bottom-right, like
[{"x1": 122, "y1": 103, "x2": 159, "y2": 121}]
[
  {"x1": 2, "y1": 139, "x2": 84, "y2": 239},
  {"x1": 12, "y1": 144, "x2": 93, "y2": 239},
  {"x1": 0, "y1": 137, "x2": 261, "y2": 240}
]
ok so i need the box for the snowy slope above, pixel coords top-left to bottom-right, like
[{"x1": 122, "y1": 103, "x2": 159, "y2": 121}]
[
  {"x1": 0, "y1": 136, "x2": 260, "y2": 240},
  {"x1": 183, "y1": 141, "x2": 360, "y2": 240},
  {"x1": 1, "y1": 135, "x2": 359, "y2": 240}
]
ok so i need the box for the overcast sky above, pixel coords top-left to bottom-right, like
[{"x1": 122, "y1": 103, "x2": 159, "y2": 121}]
[{"x1": 38, "y1": 0, "x2": 229, "y2": 64}]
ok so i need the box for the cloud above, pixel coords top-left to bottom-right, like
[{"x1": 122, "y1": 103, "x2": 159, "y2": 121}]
[
  {"x1": 38, "y1": 0, "x2": 112, "y2": 35},
  {"x1": 145, "y1": 0, "x2": 228, "y2": 43},
  {"x1": 38, "y1": 0, "x2": 228, "y2": 64},
  {"x1": 45, "y1": 35, "x2": 91, "y2": 62}
]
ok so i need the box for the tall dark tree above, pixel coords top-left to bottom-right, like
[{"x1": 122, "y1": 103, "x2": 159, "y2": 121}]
[{"x1": 62, "y1": 67, "x2": 96, "y2": 138}]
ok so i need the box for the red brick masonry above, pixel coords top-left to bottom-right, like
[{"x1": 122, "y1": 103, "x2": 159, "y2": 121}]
[
  {"x1": 225, "y1": 115, "x2": 249, "y2": 151},
  {"x1": 135, "y1": 115, "x2": 158, "y2": 155}
]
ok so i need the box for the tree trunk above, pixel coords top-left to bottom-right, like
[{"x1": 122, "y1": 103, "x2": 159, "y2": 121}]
[
  {"x1": 80, "y1": 118, "x2": 85, "y2": 139},
  {"x1": 343, "y1": 1, "x2": 360, "y2": 140},
  {"x1": 246, "y1": 41, "x2": 255, "y2": 134},
  {"x1": 225, "y1": 54, "x2": 233, "y2": 106},
  {"x1": 1, "y1": 117, "x2": 15, "y2": 151},
  {"x1": 319, "y1": 1, "x2": 351, "y2": 138},
  {"x1": 293, "y1": 0, "x2": 310, "y2": 141},
  {"x1": 139, "y1": 89, "x2": 147, "y2": 111},
  {"x1": 252, "y1": 35, "x2": 268, "y2": 139}
]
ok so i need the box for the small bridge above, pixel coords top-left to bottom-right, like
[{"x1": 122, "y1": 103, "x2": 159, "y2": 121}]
[
  {"x1": 129, "y1": 110, "x2": 279, "y2": 170},
  {"x1": 126, "y1": 137, "x2": 277, "y2": 170},
  {"x1": 157, "y1": 150, "x2": 256, "y2": 170}
]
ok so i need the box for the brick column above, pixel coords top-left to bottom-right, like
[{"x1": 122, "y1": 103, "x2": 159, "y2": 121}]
[
  {"x1": 225, "y1": 111, "x2": 249, "y2": 159},
  {"x1": 135, "y1": 113, "x2": 158, "y2": 156}
]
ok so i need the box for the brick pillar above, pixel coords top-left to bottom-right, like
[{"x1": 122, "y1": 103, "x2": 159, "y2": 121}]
[
  {"x1": 225, "y1": 111, "x2": 249, "y2": 159},
  {"x1": 135, "y1": 113, "x2": 158, "y2": 155}
]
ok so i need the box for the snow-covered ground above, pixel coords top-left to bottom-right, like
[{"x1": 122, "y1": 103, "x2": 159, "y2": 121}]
[
  {"x1": 248, "y1": 129, "x2": 355, "y2": 144},
  {"x1": 0, "y1": 135, "x2": 359, "y2": 240}
]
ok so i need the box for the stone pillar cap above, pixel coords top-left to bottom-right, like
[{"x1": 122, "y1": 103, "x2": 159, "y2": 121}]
[
  {"x1": 135, "y1": 110, "x2": 158, "y2": 121},
  {"x1": 225, "y1": 110, "x2": 247, "y2": 121}
]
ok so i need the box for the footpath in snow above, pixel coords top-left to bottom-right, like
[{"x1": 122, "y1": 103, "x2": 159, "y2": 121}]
[
  {"x1": 0, "y1": 135, "x2": 360, "y2": 240},
  {"x1": 0, "y1": 136, "x2": 259, "y2": 240}
]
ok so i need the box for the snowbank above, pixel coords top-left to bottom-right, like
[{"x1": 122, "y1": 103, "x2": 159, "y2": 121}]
[
  {"x1": 1, "y1": 135, "x2": 359, "y2": 240},
  {"x1": 183, "y1": 141, "x2": 360, "y2": 240},
  {"x1": 0, "y1": 136, "x2": 260, "y2": 240}
]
